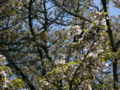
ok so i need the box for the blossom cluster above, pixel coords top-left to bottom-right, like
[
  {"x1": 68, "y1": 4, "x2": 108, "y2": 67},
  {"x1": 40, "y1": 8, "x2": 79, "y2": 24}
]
[
  {"x1": 54, "y1": 60, "x2": 65, "y2": 65},
  {"x1": 68, "y1": 12, "x2": 108, "y2": 41},
  {"x1": 0, "y1": 55, "x2": 24, "y2": 89},
  {"x1": 94, "y1": 12, "x2": 108, "y2": 30},
  {"x1": 0, "y1": 55, "x2": 6, "y2": 65},
  {"x1": 66, "y1": 12, "x2": 109, "y2": 79},
  {"x1": 0, "y1": 55, "x2": 9, "y2": 89},
  {"x1": 0, "y1": 71, "x2": 9, "y2": 88},
  {"x1": 77, "y1": 12, "x2": 108, "y2": 49},
  {"x1": 68, "y1": 25, "x2": 82, "y2": 38}
]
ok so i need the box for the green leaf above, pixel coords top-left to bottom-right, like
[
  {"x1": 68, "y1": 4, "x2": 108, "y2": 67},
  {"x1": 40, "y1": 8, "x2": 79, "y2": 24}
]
[
  {"x1": 100, "y1": 58, "x2": 107, "y2": 63},
  {"x1": 63, "y1": 84, "x2": 69, "y2": 90},
  {"x1": 91, "y1": 26, "x2": 97, "y2": 30},
  {"x1": 66, "y1": 61, "x2": 75, "y2": 66},
  {"x1": 100, "y1": 32, "x2": 107, "y2": 36},
  {"x1": 46, "y1": 72, "x2": 53, "y2": 75},
  {"x1": 71, "y1": 42, "x2": 78, "y2": 47},
  {"x1": 103, "y1": 25, "x2": 108, "y2": 29},
  {"x1": 53, "y1": 68, "x2": 59, "y2": 74},
  {"x1": 105, "y1": 40, "x2": 110, "y2": 46},
  {"x1": 82, "y1": 29, "x2": 88, "y2": 33},
  {"x1": 75, "y1": 61, "x2": 81, "y2": 65},
  {"x1": 92, "y1": 22, "x2": 96, "y2": 25},
  {"x1": 102, "y1": 12, "x2": 109, "y2": 15}
]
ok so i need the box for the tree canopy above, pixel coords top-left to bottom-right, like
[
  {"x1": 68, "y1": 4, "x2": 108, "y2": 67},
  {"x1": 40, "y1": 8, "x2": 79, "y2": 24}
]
[{"x1": 0, "y1": 0, "x2": 120, "y2": 90}]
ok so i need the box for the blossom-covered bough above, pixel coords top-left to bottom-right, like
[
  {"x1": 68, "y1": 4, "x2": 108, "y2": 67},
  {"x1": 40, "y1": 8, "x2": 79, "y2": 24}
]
[
  {"x1": 0, "y1": 55, "x2": 24, "y2": 90},
  {"x1": 0, "y1": 55, "x2": 8, "y2": 89},
  {"x1": 41, "y1": 9, "x2": 119, "y2": 89},
  {"x1": 39, "y1": 11, "x2": 109, "y2": 90}
]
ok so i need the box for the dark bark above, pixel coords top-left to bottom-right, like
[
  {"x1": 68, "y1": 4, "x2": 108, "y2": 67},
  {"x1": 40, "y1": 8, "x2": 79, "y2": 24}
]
[
  {"x1": 14, "y1": 65, "x2": 36, "y2": 90},
  {"x1": 101, "y1": 0, "x2": 118, "y2": 89},
  {"x1": 113, "y1": 58, "x2": 118, "y2": 89},
  {"x1": 6, "y1": 60, "x2": 36, "y2": 90},
  {"x1": 52, "y1": 0, "x2": 92, "y2": 23}
]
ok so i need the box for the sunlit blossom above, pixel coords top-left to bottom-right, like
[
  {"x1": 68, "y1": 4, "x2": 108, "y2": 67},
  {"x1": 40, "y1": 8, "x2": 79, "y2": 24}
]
[
  {"x1": 0, "y1": 55, "x2": 6, "y2": 65},
  {"x1": 93, "y1": 54, "x2": 98, "y2": 58},
  {"x1": 88, "y1": 85, "x2": 92, "y2": 90},
  {"x1": 101, "y1": 36, "x2": 104, "y2": 39},
  {"x1": 103, "y1": 63, "x2": 109, "y2": 67},
  {"x1": 78, "y1": 38, "x2": 83, "y2": 44},
  {"x1": 97, "y1": 49, "x2": 104, "y2": 53},
  {"x1": 54, "y1": 60, "x2": 65, "y2": 65},
  {"x1": 0, "y1": 71, "x2": 6, "y2": 77},
  {"x1": 94, "y1": 21, "x2": 99, "y2": 25},
  {"x1": 94, "y1": 15, "x2": 97, "y2": 19},
  {"x1": 88, "y1": 53, "x2": 94, "y2": 57},
  {"x1": 0, "y1": 55, "x2": 5, "y2": 60},
  {"x1": 101, "y1": 19, "x2": 106, "y2": 26},
  {"x1": 68, "y1": 25, "x2": 82, "y2": 38},
  {"x1": 75, "y1": 25, "x2": 81, "y2": 34},
  {"x1": 94, "y1": 42, "x2": 98, "y2": 46},
  {"x1": 0, "y1": 70, "x2": 8, "y2": 88},
  {"x1": 3, "y1": 79, "x2": 9, "y2": 88},
  {"x1": 44, "y1": 81, "x2": 49, "y2": 86}
]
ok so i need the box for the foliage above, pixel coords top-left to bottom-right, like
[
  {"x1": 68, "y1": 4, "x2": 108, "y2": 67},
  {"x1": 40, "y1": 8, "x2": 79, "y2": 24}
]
[{"x1": 0, "y1": 0, "x2": 120, "y2": 90}]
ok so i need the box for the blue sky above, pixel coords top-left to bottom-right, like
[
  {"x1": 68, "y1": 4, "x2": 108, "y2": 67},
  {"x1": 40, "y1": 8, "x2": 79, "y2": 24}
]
[
  {"x1": 94, "y1": 0, "x2": 120, "y2": 17},
  {"x1": 109, "y1": 3, "x2": 120, "y2": 17}
]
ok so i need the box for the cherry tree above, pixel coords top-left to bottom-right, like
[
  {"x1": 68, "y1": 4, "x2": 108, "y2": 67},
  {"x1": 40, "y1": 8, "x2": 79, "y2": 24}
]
[{"x1": 0, "y1": 0, "x2": 120, "y2": 90}]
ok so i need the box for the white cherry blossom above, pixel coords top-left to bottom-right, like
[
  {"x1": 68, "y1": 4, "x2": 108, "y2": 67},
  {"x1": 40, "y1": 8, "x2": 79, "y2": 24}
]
[
  {"x1": 44, "y1": 81, "x2": 49, "y2": 86},
  {"x1": 88, "y1": 85, "x2": 92, "y2": 90},
  {"x1": 88, "y1": 53, "x2": 94, "y2": 57},
  {"x1": 0, "y1": 71, "x2": 6, "y2": 77},
  {"x1": 54, "y1": 60, "x2": 65, "y2": 65},
  {"x1": 0, "y1": 55, "x2": 6, "y2": 65}
]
